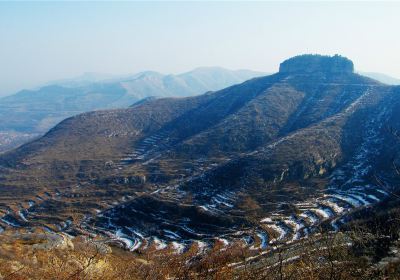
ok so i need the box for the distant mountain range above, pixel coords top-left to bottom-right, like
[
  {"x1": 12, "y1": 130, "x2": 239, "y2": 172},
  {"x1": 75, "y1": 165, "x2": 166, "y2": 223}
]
[
  {"x1": 359, "y1": 71, "x2": 400, "y2": 85},
  {"x1": 0, "y1": 54, "x2": 398, "y2": 252},
  {"x1": 0, "y1": 67, "x2": 264, "y2": 151}
]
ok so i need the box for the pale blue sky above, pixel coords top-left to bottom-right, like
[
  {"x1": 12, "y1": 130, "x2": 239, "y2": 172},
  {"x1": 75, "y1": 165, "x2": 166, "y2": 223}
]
[{"x1": 1, "y1": 1, "x2": 400, "y2": 96}]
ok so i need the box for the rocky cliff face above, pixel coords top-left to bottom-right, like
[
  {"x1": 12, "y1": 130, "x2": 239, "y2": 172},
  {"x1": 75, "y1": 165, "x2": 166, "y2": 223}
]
[{"x1": 279, "y1": 54, "x2": 354, "y2": 74}]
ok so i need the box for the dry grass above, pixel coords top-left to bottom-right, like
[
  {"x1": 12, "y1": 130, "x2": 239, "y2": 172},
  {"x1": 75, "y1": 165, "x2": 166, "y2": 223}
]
[{"x1": 1, "y1": 216, "x2": 400, "y2": 280}]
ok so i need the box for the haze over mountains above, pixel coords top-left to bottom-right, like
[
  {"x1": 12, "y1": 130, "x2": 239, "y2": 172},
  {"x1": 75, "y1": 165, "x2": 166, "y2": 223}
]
[
  {"x1": 0, "y1": 54, "x2": 398, "y2": 254},
  {"x1": 360, "y1": 71, "x2": 400, "y2": 85},
  {"x1": 1, "y1": 63, "x2": 398, "y2": 155},
  {"x1": 0, "y1": 67, "x2": 263, "y2": 152}
]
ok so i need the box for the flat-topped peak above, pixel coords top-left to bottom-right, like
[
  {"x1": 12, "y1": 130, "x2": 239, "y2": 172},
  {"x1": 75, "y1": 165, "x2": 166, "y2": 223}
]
[{"x1": 279, "y1": 54, "x2": 354, "y2": 74}]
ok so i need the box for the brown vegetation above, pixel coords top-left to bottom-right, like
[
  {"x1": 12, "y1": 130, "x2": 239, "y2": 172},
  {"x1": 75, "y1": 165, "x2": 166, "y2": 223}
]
[{"x1": 1, "y1": 208, "x2": 400, "y2": 280}]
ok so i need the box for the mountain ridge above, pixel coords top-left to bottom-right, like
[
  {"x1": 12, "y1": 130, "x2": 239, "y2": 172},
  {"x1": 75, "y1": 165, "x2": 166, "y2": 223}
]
[
  {"x1": 0, "y1": 54, "x2": 398, "y2": 254},
  {"x1": 0, "y1": 67, "x2": 265, "y2": 152}
]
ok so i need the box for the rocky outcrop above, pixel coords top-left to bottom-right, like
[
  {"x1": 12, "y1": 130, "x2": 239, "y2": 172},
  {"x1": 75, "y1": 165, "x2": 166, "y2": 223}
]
[{"x1": 279, "y1": 54, "x2": 354, "y2": 74}]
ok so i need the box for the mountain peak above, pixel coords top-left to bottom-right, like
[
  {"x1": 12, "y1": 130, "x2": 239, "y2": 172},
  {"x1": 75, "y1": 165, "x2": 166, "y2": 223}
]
[{"x1": 279, "y1": 54, "x2": 354, "y2": 74}]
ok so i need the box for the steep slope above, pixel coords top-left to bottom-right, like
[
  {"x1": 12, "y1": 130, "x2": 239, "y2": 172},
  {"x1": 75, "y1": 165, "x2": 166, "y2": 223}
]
[
  {"x1": 0, "y1": 55, "x2": 398, "y2": 253},
  {"x1": 0, "y1": 68, "x2": 264, "y2": 152}
]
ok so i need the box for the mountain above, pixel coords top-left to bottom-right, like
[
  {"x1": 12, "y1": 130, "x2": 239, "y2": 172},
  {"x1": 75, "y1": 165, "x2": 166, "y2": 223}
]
[
  {"x1": 43, "y1": 72, "x2": 131, "y2": 88},
  {"x1": 0, "y1": 67, "x2": 264, "y2": 152},
  {"x1": 0, "y1": 54, "x2": 399, "y2": 253},
  {"x1": 360, "y1": 71, "x2": 400, "y2": 85}
]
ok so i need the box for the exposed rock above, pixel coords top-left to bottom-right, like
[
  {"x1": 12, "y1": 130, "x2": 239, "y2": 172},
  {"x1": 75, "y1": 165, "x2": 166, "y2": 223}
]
[{"x1": 279, "y1": 54, "x2": 354, "y2": 74}]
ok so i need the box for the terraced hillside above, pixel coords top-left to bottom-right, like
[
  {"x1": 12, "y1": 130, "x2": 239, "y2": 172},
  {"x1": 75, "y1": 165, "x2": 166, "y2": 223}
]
[{"x1": 0, "y1": 54, "x2": 399, "y2": 254}]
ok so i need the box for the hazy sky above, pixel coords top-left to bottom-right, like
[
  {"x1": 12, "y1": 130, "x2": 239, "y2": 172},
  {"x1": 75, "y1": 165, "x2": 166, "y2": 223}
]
[{"x1": 1, "y1": 1, "x2": 400, "y2": 96}]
